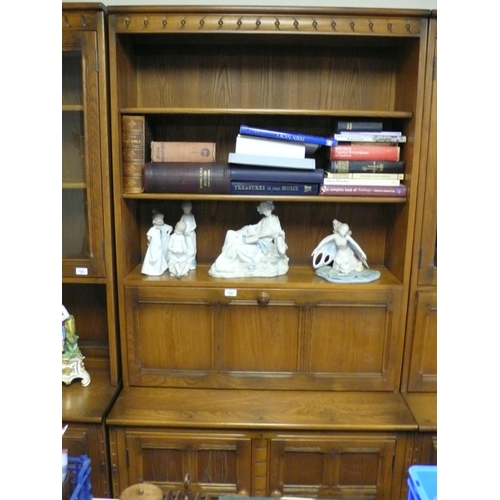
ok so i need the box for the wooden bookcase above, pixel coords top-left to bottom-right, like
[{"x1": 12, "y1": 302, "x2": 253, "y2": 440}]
[
  {"x1": 62, "y1": 4, "x2": 121, "y2": 498},
  {"x1": 401, "y1": 12, "x2": 437, "y2": 499},
  {"x1": 103, "y1": 7, "x2": 437, "y2": 499}
]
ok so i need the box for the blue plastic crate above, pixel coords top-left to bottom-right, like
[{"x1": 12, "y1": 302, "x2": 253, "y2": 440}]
[
  {"x1": 67, "y1": 455, "x2": 93, "y2": 500},
  {"x1": 407, "y1": 465, "x2": 437, "y2": 500}
]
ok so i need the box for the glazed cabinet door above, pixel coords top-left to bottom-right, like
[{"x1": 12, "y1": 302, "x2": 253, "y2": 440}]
[
  {"x1": 124, "y1": 285, "x2": 403, "y2": 391},
  {"x1": 109, "y1": 428, "x2": 252, "y2": 498},
  {"x1": 62, "y1": 30, "x2": 106, "y2": 277},
  {"x1": 268, "y1": 432, "x2": 403, "y2": 500}
]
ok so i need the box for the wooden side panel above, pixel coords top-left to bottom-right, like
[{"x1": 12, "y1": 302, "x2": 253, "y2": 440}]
[{"x1": 407, "y1": 291, "x2": 437, "y2": 392}]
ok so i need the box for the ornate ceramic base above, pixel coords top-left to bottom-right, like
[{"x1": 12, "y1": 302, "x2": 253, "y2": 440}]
[
  {"x1": 315, "y1": 266, "x2": 381, "y2": 284},
  {"x1": 62, "y1": 357, "x2": 91, "y2": 386}
]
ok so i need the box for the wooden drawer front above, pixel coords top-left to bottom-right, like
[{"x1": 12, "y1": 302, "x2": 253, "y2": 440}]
[
  {"x1": 269, "y1": 433, "x2": 397, "y2": 500},
  {"x1": 407, "y1": 291, "x2": 437, "y2": 392},
  {"x1": 125, "y1": 287, "x2": 402, "y2": 391},
  {"x1": 112, "y1": 428, "x2": 252, "y2": 497}
]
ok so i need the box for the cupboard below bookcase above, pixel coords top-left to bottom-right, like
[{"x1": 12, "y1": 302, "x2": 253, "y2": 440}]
[{"x1": 103, "y1": 7, "x2": 436, "y2": 499}]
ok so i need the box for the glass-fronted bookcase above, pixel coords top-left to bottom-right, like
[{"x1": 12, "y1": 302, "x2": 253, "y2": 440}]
[{"x1": 62, "y1": 4, "x2": 121, "y2": 497}]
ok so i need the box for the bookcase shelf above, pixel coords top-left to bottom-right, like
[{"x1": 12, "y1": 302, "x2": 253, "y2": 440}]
[
  {"x1": 123, "y1": 192, "x2": 407, "y2": 203},
  {"x1": 120, "y1": 108, "x2": 414, "y2": 118}
]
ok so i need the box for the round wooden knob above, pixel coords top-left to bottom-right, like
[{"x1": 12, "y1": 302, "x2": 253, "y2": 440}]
[
  {"x1": 271, "y1": 490, "x2": 282, "y2": 497},
  {"x1": 237, "y1": 489, "x2": 249, "y2": 496},
  {"x1": 120, "y1": 483, "x2": 164, "y2": 500},
  {"x1": 257, "y1": 292, "x2": 270, "y2": 304}
]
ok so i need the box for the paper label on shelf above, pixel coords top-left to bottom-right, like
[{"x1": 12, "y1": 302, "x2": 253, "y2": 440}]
[
  {"x1": 75, "y1": 267, "x2": 88, "y2": 275},
  {"x1": 224, "y1": 289, "x2": 237, "y2": 297}
]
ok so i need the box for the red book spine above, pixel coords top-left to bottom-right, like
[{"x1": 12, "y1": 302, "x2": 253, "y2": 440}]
[
  {"x1": 330, "y1": 145, "x2": 400, "y2": 161},
  {"x1": 319, "y1": 184, "x2": 407, "y2": 197}
]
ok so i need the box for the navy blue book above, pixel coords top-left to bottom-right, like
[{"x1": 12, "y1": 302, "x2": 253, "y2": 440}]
[
  {"x1": 230, "y1": 181, "x2": 319, "y2": 196},
  {"x1": 230, "y1": 166, "x2": 325, "y2": 184},
  {"x1": 239, "y1": 125, "x2": 337, "y2": 147}
]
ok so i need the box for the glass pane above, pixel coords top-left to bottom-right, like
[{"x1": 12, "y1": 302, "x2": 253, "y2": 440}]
[
  {"x1": 62, "y1": 51, "x2": 83, "y2": 106},
  {"x1": 62, "y1": 49, "x2": 89, "y2": 260}
]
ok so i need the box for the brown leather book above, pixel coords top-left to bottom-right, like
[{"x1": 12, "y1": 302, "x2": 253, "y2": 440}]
[
  {"x1": 151, "y1": 141, "x2": 216, "y2": 163},
  {"x1": 143, "y1": 162, "x2": 230, "y2": 194},
  {"x1": 122, "y1": 115, "x2": 152, "y2": 193}
]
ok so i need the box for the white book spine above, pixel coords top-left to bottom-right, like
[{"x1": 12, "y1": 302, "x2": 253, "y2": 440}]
[
  {"x1": 323, "y1": 178, "x2": 401, "y2": 186},
  {"x1": 236, "y1": 135, "x2": 306, "y2": 158}
]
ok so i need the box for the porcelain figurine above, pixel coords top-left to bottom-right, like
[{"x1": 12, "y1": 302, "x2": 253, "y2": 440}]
[
  {"x1": 179, "y1": 200, "x2": 197, "y2": 270},
  {"x1": 141, "y1": 210, "x2": 173, "y2": 276},
  {"x1": 168, "y1": 220, "x2": 191, "y2": 278},
  {"x1": 209, "y1": 200, "x2": 289, "y2": 278},
  {"x1": 311, "y1": 219, "x2": 380, "y2": 283}
]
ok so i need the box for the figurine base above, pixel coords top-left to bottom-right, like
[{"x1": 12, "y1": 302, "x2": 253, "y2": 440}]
[
  {"x1": 62, "y1": 357, "x2": 91, "y2": 386},
  {"x1": 315, "y1": 266, "x2": 381, "y2": 284}
]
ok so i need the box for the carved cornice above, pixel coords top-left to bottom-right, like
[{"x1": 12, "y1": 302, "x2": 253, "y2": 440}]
[
  {"x1": 62, "y1": 11, "x2": 98, "y2": 30},
  {"x1": 110, "y1": 13, "x2": 423, "y2": 37}
]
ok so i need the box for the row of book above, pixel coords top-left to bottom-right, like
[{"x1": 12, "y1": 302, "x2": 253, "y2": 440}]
[{"x1": 122, "y1": 116, "x2": 407, "y2": 197}]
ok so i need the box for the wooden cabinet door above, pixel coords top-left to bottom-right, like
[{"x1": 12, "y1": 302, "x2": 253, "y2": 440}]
[
  {"x1": 407, "y1": 291, "x2": 437, "y2": 392},
  {"x1": 124, "y1": 286, "x2": 403, "y2": 391},
  {"x1": 417, "y1": 18, "x2": 437, "y2": 287},
  {"x1": 269, "y1": 432, "x2": 400, "y2": 500},
  {"x1": 63, "y1": 422, "x2": 111, "y2": 498},
  {"x1": 109, "y1": 428, "x2": 252, "y2": 498},
  {"x1": 62, "y1": 30, "x2": 106, "y2": 278}
]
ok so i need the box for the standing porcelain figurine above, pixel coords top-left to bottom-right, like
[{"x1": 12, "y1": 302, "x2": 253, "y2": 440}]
[
  {"x1": 209, "y1": 200, "x2": 289, "y2": 278},
  {"x1": 168, "y1": 220, "x2": 191, "y2": 278},
  {"x1": 311, "y1": 219, "x2": 381, "y2": 283},
  {"x1": 141, "y1": 210, "x2": 173, "y2": 276},
  {"x1": 179, "y1": 200, "x2": 197, "y2": 270}
]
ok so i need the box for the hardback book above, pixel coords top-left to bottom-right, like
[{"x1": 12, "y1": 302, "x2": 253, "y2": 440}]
[
  {"x1": 328, "y1": 160, "x2": 405, "y2": 173},
  {"x1": 230, "y1": 181, "x2": 319, "y2": 196},
  {"x1": 235, "y1": 135, "x2": 307, "y2": 158},
  {"x1": 333, "y1": 133, "x2": 406, "y2": 143},
  {"x1": 324, "y1": 172, "x2": 404, "y2": 180},
  {"x1": 122, "y1": 115, "x2": 152, "y2": 193},
  {"x1": 230, "y1": 166, "x2": 325, "y2": 184},
  {"x1": 319, "y1": 184, "x2": 407, "y2": 197},
  {"x1": 143, "y1": 162, "x2": 230, "y2": 194},
  {"x1": 322, "y1": 177, "x2": 401, "y2": 186},
  {"x1": 330, "y1": 145, "x2": 400, "y2": 161},
  {"x1": 151, "y1": 141, "x2": 216, "y2": 163},
  {"x1": 335, "y1": 121, "x2": 383, "y2": 132},
  {"x1": 239, "y1": 124, "x2": 337, "y2": 147},
  {"x1": 228, "y1": 152, "x2": 316, "y2": 170}
]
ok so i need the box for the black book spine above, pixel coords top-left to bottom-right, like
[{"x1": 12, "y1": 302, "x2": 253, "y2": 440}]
[
  {"x1": 327, "y1": 160, "x2": 405, "y2": 173},
  {"x1": 335, "y1": 121, "x2": 383, "y2": 132},
  {"x1": 143, "y1": 162, "x2": 231, "y2": 194}
]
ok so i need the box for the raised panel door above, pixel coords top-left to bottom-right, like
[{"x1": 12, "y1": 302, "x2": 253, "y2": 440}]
[
  {"x1": 124, "y1": 285, "x2": 403, "y2": 391},
  {"x1": 109, "y1": 428, "x2": 252, "y2": 497},
  {"x1": 268, "y1": 432, "x2": 399, "y2": 500}
]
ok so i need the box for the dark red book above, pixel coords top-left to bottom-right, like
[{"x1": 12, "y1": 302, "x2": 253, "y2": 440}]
[
  {"x1": 143, "y1": 162, "x2": 230, "y2": 194},
  {"x1": 330, "y1": 145, "x2": 400, "y2": 161},
  {"x1": 319, "y1": 184, "x2": 407, "y2": 197}
]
